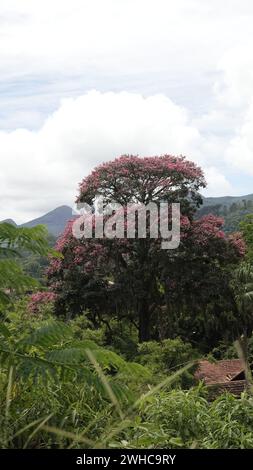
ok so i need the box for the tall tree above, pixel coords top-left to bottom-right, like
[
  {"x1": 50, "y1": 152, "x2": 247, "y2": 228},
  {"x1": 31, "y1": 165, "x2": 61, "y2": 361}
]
[{"x1": 46, "y1": 155, "x2": 244, "y2": 342}]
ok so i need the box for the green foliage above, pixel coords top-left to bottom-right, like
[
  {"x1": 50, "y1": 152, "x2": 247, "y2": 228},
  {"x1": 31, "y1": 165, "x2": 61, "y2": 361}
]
[
  {"x1": 0, "y1": 223, "x2": 50, "y2": 256},
  {"x1": 19, "y1": 233, "x2": 57, "y2": 284},
  {"x1": 99, "y1": 319, "x2": 139, "y2": 360},
  {"x1": 1, "y1": 310, "x2": 253, "y2": 449},
  {"x1": 1, "y1": 205, "x2": 253, "y2": 448},
  {"x1": 137, "y1": 338, "x2": 199, "y2": 387},
  {"x1": 0, "y1": 223, "x2": 54, "y2": 308},
  {"x1": 198, "y1": 202, "x2": 253, "y2": 233},
  {"x1": 0, "y1": 259, "x2": 38, "y2": 307},
  {"x1": 240, "y1": 214, "x2": 253, "y2": 261},
  {"x1": 230, "y1": 262, "x2": 253, "y2": 338},
  {"x1": 113, "y1": 389, "x2": 253, "y2": 449},
  {"x1": 0, "y1": 318, "x2": 149, "y2": 389},
  {"x1": 0, "y1": 311, "x2": 196, "y2": 449}
]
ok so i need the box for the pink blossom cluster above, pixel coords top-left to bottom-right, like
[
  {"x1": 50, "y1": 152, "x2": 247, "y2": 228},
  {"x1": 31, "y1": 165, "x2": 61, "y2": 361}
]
[
  {"x1": 228, "y1": 232, "x2": 246, "y2": 257},
  {"x1": 28, "y1": 291, "x2": 57, "y2": 314},
  {"x1": 77, "y1": 154, "x2": 206, "y2": 204},
  {"x1": 46, "y1": 217, "x2": 110, "y2": 279},
  {"x1": 191, "y1": 214, "x2": 226, "y2": 244},
  {"x1": 188, "y1": 214, "x2": 245, "y2": 257},
  {"x1": 55, "y1": 220, "x2": 75, "y2": 252}
]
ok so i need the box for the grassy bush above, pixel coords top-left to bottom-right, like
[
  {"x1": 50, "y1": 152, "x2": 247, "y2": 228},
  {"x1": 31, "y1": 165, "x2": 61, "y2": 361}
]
[{"x1": 112, "y1": 389, "x2": 253, "y2": 449}]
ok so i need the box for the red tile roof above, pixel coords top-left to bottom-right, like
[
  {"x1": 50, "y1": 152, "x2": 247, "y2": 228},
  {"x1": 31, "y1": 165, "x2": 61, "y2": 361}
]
[{"x1": 195, "y1": 359, "x2": 244, "y2": 385}]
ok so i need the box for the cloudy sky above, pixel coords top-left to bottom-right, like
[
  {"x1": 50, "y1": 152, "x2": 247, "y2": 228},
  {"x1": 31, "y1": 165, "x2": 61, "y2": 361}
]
[{"x1": 1, "y1": 0, "x2": 253, "y2": 223}]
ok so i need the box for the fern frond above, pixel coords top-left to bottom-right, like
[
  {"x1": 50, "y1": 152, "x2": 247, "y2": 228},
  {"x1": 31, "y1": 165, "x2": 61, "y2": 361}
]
[
  {"x1": 0, "y1": 319, "x2": 148, "y2": 403},
  {"x1": 45, "y1": 347, "x2": 88, "y2": 365},
  {"x1": 23, "y1": 321, "x2": 73, "y2": 349},
  {"x1": 121, "y1": 361, "x2": 151, "y2": 378},
  {"x1": 0, "y1": 223, "x2": 50, "y2": 255}
]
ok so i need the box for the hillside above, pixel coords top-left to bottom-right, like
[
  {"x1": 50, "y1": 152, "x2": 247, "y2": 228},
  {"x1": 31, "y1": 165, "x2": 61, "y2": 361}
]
[
  {"x1": 198, "y1": 194, "x2": 253, "y2": 232},
  {"x1": 202, "y1": 193, "x2": 253, "y2": 207}
]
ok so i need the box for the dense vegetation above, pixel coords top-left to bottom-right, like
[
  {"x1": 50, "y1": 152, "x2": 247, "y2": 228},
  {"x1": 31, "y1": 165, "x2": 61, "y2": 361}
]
[
  {"x1": 198, "y1": 198, "x2": 253, "y2": 233},
  {"x1": 1, "y1": 155, "x2": 253, "y2": 449}
]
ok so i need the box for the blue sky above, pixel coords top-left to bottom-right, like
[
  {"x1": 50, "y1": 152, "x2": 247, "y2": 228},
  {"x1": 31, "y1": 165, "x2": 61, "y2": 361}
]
[{"x1": 0, "y1": 0, "x2": 253, "y2": 223}]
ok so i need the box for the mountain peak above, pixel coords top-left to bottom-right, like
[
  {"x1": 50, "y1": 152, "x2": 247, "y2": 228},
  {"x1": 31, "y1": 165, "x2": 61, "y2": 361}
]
[
  {"x1": 0, "y1": 218, "x2": 17, "y2": 226},
  {"x1": 20, "y1": 205, "x2": 75, "y2": 237}
]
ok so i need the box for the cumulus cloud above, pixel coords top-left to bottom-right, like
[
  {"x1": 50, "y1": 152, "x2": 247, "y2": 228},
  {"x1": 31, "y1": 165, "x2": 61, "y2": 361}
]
[
  {"x1": 0, "y1": 90, "x2": 231, "y2": 223},
  {"x1": 225, "y1": 100, "x2": 253, "y2": 174},
  {"x1": 212, "y1": 45, "x2": 253, "y2": 177},
  {"x1": 1, "y1": 1, "x2": 253, "y2": 223},
  {"x1": 202, "y1": 167, "x2": 232, "y2": 196}
]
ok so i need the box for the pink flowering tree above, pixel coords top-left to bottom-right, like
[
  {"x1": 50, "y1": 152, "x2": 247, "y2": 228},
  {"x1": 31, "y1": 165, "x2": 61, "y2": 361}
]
[{"x1": 47, "y1": 155, "x2": 245, "y2": 342}]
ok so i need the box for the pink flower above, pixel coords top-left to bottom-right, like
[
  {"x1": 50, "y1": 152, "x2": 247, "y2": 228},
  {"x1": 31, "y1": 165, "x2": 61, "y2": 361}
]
[
  {"x1": 77, "y1": 154, "x2": 205, "y2": 204},
  {"x1": 228, "y1": 232, "x2": 246, "y2": 257},
  {"x1": 28, "y1": 291, "x2": 57, "y2": 314}
]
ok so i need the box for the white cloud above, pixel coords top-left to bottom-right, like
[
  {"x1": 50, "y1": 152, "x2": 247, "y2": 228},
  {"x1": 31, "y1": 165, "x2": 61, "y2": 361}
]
[
  {"x1": 0, "y1": 90, "x2": 231, "y2": 223},
  {"x1": 1, "y1": 1, "x2": 253, "y2": 111},
  {"x1": 215, "y1": 48, "x2": 253, "y2": 109},
  {"x1": 1, "y1": 1, "x2": 253, "y2": 222},
  {"x1": 226, "y1": 100, "x2": 253, "y2": 174},
  {"x1": 209, "y1": 44, "x2": 253, "y2": 177},
  {"x1": 202, "y1": 167, "x2": 232, "y2": 196}
]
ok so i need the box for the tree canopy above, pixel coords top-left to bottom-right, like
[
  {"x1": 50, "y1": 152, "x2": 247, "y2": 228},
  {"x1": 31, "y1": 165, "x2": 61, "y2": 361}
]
[{"x1": 45, "y1": 155, "x2": 245, "y2": 342}]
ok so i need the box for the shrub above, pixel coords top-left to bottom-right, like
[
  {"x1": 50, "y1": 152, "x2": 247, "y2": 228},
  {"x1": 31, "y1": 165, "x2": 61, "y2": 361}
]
[
  {"x1": 113, "y1": 389, "x2": 253, "y2": 449},
  {"x1": 136, "y1": 338, "x2": 199, "y2": 387}
]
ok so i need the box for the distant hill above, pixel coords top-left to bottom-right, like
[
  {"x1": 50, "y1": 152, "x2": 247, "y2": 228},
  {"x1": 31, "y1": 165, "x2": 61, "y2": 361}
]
[
  {"x1": 199, "y1": 194, "x2": 253, "y2": 232},
  {"x1": 1, "y1": 205, "x2": 76, "y2": 237},
  {"x1": 202, "y1": 194, "x2": 253, "y2": 207},
  {"x1": 0, "y1": 219, "x2": 17, "y2": 226},
  {"x1": 20, "y1": 205, "x2": 75, "y2": 237}
]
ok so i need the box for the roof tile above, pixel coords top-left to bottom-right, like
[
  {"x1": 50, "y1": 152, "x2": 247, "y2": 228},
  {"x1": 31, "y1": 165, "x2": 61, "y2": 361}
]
[{"x1": 195, "y1": 359, "x2": 244, "y2": 385}]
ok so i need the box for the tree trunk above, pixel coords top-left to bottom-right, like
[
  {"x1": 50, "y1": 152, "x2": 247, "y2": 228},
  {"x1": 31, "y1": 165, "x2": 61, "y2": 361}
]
[{"x1": 138, "y1": 299, "x2": 150, "y2": 342}]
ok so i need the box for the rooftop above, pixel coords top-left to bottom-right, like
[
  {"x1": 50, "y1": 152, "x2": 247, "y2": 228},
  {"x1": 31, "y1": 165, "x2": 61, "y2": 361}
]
[{"x1": 195, "y1": 359, "x2": 245, "y2": 385}]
